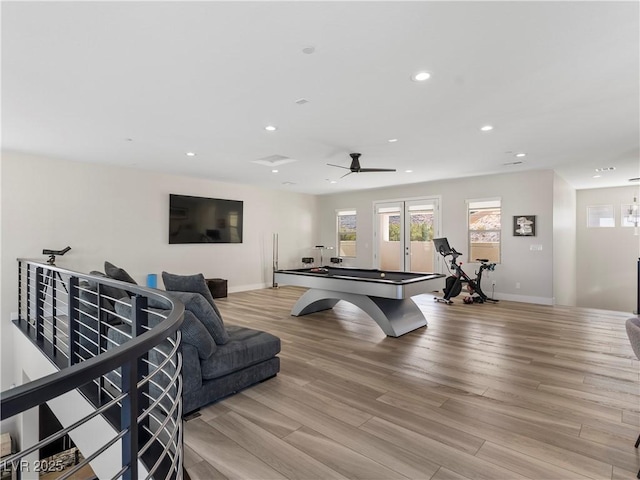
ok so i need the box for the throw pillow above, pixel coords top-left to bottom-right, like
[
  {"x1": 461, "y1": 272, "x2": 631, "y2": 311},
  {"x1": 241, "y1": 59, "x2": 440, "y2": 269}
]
[
  {"x1": 87, "y1": 271, "x2": 129, "y2": 303},
  {"x1": 78, "y1": 281, "x2": 121, "y2": 326},
  {"x1": 105, "y1": 261, "x2": 137, "y2": 285},
  {"x1": 165, "y1": 291, "x2": 229, "y2": 345},
  {"x1": 161, "y1": 272, "x2": 224, "y2": 321},
  {"x1": 114, "y1": 300, "x2": 216, "y2": 359},
  {"x1": 178, "y1": 310, "x2": 217, "y2": 360}
]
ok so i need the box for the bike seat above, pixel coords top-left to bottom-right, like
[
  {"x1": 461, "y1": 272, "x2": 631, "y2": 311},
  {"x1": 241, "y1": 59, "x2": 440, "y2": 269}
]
[{"x1": 476, "y1": 258, "x2": 489, "y2": 262}]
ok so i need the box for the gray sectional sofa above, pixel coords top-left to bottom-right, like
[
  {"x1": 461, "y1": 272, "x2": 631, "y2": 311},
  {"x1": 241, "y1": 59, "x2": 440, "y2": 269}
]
[{"x1": 81, "y1": 264, "x2": 281, "y2": 414}]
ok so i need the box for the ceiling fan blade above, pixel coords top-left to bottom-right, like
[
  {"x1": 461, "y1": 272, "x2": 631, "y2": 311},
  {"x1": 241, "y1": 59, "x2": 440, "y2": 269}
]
[
  {"x1": 334, "y1": 152, "x2": 396, "y2": 178},
  {"x1": 358, "y1": 168, "x2": 397, "y2": 172},
  {"x1": 340, "y1": 171, "x2": 353, "y2": 179},
  {"x1": 327, "y1": 163, "x2": 350, "y2": 170}
]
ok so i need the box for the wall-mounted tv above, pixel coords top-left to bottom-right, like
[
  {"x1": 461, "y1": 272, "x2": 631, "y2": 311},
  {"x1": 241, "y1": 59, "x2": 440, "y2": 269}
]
[{"x1": 169, "y1": 194, "x2": 243, "y2": 244}]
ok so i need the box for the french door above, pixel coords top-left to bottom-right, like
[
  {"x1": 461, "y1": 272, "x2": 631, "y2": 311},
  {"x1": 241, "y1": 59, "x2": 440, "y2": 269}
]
[{"x1": 374, "y1": 198, "x2": 440, "y2": 272}]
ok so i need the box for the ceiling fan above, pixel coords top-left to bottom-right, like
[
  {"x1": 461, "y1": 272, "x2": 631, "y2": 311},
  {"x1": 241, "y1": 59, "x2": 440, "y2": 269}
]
[{"x1": 328, "y1": 153, "x2": 396, "y2": 178}]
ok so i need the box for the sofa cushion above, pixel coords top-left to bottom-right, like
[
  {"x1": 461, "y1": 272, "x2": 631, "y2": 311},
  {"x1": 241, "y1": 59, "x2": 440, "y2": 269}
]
[
  {"x1": 87, "y1": 271, "x2": 129, "y2": 302},
  {"x1": 181, "y1": 343, "x2": 203, "y2": 395},
  {"x1": 105, "y1": 261, "x2": 137, "y2": 285},
  {"x1": 113, "y1": 301, "x2": 216, "y2": 360},
  {"x1": 184, "y1": 357, "x2": 280, "y2": 413},
  {"x1": 200, "y1": 325, "x2": 281, "y2": 380},
  {"x1": 78, "y1": 280, "x2": 121, "y2": 326},
  {"x1": 178, "y1": 310, "x2": 217, "y2": 360},
  {"x1": 162, "y1": 291, "x2": 229, "y2": 345},
  {"x1": 161, "y1": 271, "x2": 225, "y2": 321}
]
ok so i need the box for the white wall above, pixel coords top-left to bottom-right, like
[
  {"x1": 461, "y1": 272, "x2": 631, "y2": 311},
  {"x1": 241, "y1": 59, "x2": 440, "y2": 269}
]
[
  {"x1": 0, "y1": 151, "x2": 318, "y2": 392},
  {"x1": 553, "y1": 174, "x2": 577, "y2": 306},
  {"x1": 317, "y1": 170, "x2": 557, "y2": 305},
  {"x1": 12, "y1": 325, "x2": 124, "y2": 480},
  {"x1": 576, "y1": 185, "x2": 640, "y2": 312}
]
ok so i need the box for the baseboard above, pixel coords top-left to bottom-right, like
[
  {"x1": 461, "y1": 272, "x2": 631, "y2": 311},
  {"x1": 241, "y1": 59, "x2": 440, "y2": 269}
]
[
  {"x1": 228, "y1": 283, "x2": 270, "y2": 294},
  {"x1": 494, "y1": 293, "x2": 554, "y2": 305}
]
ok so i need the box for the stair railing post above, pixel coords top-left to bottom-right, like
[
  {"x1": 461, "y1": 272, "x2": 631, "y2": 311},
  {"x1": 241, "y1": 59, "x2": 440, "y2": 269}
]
[
  {"x1": 67, "y1": 276, "x2": 80, "y2": 367},
  {"x1": 97, "y1": 283, "x2": 106, "y2": 404},
  {"x1": 121, "y1": 358, "x2": 139, "y2": 480},
  {"x1": 51, "y1": 268, "x2": 58, "y2": 352},
  {"x1": 132, "y1": 295, "x2": 150, "y2": 439},
  {"x1": 25, "y1": 264, "x2": 32, "y2": 331},
  {"x1": 18, "y1": 261, "x2": 23, "y2": 323},
  {"x1": 35, "y1": 267, "x2": 44, "y2": 343}
]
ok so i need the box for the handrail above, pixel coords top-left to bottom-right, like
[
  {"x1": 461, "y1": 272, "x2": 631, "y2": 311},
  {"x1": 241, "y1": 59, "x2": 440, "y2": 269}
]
[
  {"x1": 2, "y1": 315, "x2": 182, "y2": 418},
  {"x1": 2, "y1": 261, "x2": 185, "y2": 418},
  {"x1": 2, "y1": 259, "x2": 185, "y2": 479}
]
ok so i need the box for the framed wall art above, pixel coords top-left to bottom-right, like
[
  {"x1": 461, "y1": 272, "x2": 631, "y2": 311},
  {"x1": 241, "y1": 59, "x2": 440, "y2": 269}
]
[{"x1": 513, "y1": 215, "x2": 536, "y2": 236}]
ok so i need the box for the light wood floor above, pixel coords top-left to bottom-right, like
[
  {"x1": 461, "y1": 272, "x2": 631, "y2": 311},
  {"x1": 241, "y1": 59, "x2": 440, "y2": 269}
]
[{"x1": 184, "y1": 286, "x2": 640, "y2": 480}]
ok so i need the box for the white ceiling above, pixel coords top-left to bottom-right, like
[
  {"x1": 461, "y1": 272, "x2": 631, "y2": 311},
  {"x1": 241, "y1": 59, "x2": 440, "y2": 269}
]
[{"x1": 2, "y1": 1, "x2": 639, "y2": 195}]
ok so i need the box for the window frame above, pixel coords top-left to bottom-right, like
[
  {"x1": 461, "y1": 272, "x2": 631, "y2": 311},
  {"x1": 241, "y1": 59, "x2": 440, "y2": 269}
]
[
  {"x1": 336, "y1": 209, "x2": 357, "y2": 258},
  {"x1": 467, "y1": 198, "x2": 502, "y2": 264},
  {"x1": 586, "y1": 205, "x2": 615, "y2": 228}
]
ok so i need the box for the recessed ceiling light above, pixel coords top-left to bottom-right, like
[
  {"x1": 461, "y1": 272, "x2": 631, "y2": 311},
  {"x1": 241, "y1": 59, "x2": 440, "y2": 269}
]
[
  {"x1": 186, "y1": 152, "x2": 196, "y2": 157},
  {"x1": 302, "y1": 46, "x2": 315, "y2": 55},
  {"x1": 388, "y1": 138, "x2": 398, "y2": 143},
  {"x1": 330, "y1": 180, "x2": 338, "y2": 184},
  {"x1": 593, "y1": 175, "x2": 602, "y2": 178},
  {"x1": 411, "y1": 71, "x2": 431, "y2": 82},
  {"x1": 405, "y1": 170, "x2": 413, "y2": 173},
  {"x1": 595, "y1": 167, "x2": 615, "y2": 172},
  {"x1": 272, "y1": 169, "x2": 279, "y2": 173},
  {"x1": 503, "y1": 161, "x2": 524, "y2": 166},
  {"x1": 265, "y1": 125, "x2": 277, "y2": 131},
  {"x1": 480, "y1": 125, "x2": 494, "y2": 132},
  {"x1": 515, "y1": 153, "x2": 526, "y2": 157}
]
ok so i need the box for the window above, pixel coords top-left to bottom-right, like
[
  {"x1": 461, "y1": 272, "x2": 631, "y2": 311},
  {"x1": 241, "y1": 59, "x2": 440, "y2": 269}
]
[
  {"x1": 587, "y1": 205, "x2": 615, "y2": 227},
  {"x1": 468, "y1": 199, "x2": 501, "y2": 263},
  {"x1": 388, "y1": 214, "x2": 401, "y2": 241},
  {"x1": 337, "y1": 210, "x2": 357, "y2": 257}
]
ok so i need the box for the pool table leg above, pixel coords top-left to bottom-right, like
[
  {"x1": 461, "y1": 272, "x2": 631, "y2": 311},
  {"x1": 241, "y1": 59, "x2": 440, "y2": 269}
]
[
  {"x1": 291, "y1": 289, "x2": 340, "y2": 315},
  {"x1": 290, "y1": 288, "x2": 427, "y2": 337}
]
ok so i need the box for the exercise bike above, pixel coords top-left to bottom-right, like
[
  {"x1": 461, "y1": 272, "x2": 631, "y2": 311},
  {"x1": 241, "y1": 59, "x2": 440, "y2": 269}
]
[{"x1": 432, "y1": 238, "x2": 498, "y2": 305}]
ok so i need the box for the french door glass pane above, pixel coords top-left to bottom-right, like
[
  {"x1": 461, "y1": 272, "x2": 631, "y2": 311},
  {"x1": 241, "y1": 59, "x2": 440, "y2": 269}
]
[{"x1": 408, "y1": 205, "x2": 435, "y2": 272}]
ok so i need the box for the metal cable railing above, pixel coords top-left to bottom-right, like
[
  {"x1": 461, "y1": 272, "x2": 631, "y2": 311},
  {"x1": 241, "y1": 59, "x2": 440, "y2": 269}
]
[{"x1": 1, "y1": 260, "x2": 185, "y2": 479}]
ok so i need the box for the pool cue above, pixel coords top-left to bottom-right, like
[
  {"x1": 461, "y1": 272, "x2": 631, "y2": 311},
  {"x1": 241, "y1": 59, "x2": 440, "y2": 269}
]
[{"x1": 272, "y1": 233, "x2": 279, "y2": 288}]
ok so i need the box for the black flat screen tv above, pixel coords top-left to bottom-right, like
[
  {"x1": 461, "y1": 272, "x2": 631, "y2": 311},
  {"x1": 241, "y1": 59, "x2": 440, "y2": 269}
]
[{"x1": 169, "y1": 194, "x2": 243, "y2": 244}]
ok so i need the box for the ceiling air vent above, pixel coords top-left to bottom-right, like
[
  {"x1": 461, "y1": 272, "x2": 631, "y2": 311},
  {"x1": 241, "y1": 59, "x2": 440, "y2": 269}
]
[{"x1": 251, "y1": 155, "x2": 297, "y2": 167}]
